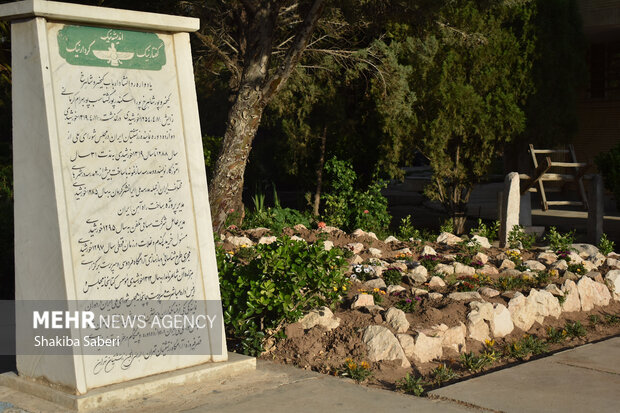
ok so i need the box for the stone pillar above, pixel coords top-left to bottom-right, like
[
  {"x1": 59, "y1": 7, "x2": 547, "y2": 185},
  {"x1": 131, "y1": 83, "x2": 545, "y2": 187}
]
[
  {"x1": 499, "y1": 172, "x2": 520, "y2": 248},
  {"x1": 519, "y1": 192, "x2": 532, "y2": 227},
  {"x1": 587, "y1": 175, "x2": 604, "y2": 244}
]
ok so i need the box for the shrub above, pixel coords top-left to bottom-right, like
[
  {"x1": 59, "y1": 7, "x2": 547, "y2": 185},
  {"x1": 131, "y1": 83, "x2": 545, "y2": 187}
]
[
  {"x1": 218, "y1": 237, "x2": 348, "y2": 355},
  {"x1": 508, "y1": 225, "x2": 535, "y2": 249},
  {"x1": 470, "y1": 219, "x2": 500, "y2": 243},
  {"x1": 396, "y1": 373, "x2": 426, "y2": 396},
  {"x1": 505, "y1": 335, "x2": 548, "y2": 360},
  {"x1": 544, "y1": 226, "x2": 575, "y2": 253},
  {"x1": 598, "y1": 233, "x2": 615, "y2": 256},
  {"x1": 339, "y1": 358, "x2": 372, "y2": 383},
  {"x1": 460, "y1": 351, "x2": 495, "y2": 372},
  {"x1": 564, "y1": 321, "x2": 587, "y2": 338},
  {"x1": 398, "y1": 215, "x2": 420, "y2": 240},
  {"x1": 383, "y1": 267, "x2": 403, "y2": 286},
  {"x1": 243, "y1": 189, "x2": 312, "y2": 234},
  {"x1": 431, "y1": 364, "x2": 458, "y2": 385}
]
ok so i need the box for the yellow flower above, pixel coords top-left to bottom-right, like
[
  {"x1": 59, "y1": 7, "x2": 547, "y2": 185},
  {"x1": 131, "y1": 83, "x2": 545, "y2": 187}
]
[
  {"x1": 360, "y1": 361, "x2": 370, "y2": 369},
  {"x1": 333, "y1": 286, "x2": 338, "y2": 291},
  {"x1": 342, "y1": 286, "x2": 347, "y2": 291},
  {"x1": 484, "y1": 339, "x2": 495, "y2": 348}
]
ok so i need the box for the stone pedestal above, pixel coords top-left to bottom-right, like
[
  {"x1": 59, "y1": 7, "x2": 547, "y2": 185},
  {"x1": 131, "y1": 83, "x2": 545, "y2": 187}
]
[
  {"x1": 499, "y1": 172, "x2": 520, "y2": 248},
  {"x1": 587, "y1": 175, "x2": 604, "y2": 244}
]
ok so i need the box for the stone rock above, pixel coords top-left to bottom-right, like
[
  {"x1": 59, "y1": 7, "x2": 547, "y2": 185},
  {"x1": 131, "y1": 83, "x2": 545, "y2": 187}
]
[
  {"x1": 245, "y1": 227, "x2": 271, "y2": 238},
  {"x1": 479, "y1": 265, "x2": 499, "y2": 275},
  {"x1": 605, "y1": 270, "x2": 620, "y2": 301},
  {"x1": 448, "y1": 291, "x2": 482, "y2": 302},
  {"x1": 363, "y1": 305, "x2": 385, "y2": 315},
  {"x1": 367, "y1": 231, "x2": 378, "y2": 240},
  {"x1": 606, "y1": 258, "x2": 620, "y2": 268},
  {"x1": 467, "y1": 312, "x2": 490, "y2": 342},
  {"x1": 577, "y1": 276, "x2": 611, "y2": 311},
  {"x1": 323, "y1": 240, "x2": 334, "y2": 251},
  {"x1": 352, "y1": 294, "x2": 375, "y2": 309},
  {"x1": 568, "y1": 252, "x2": 583, "y2": 264},
  {"x1": 589, "y1": 253, "x2": 606, "y2": 267},
  {"x1": 572, "y1": 243, "x2": 599, "y2": 258},
  {"x1": 471, "y1": 235, "x2": 491, "y2": 249},
  {"x1": 394, "y1": 248, "x2": 412, "y2": 256},
  {"x1": 408, "y1": 272, "x2": 427, "y2": 284},
  {"x1": 368, "y1": 248, "x2": 383, "y2": 258},
  {"x1": 501, "y1": 269, "x2": 523, "y2": 278},
  {"x1": 474, "y1": 252, "x2": 489, "y2": 265},
  {"x1": 479, "y1": 287, "x2": 500, "y2": 298},
  {"x1": 561, "y1": 279, "x2": 581, "y2": 312},
  {"x1": 453, "y1": 262, "x2": 476, "y2": 275},
  {"x1": 524, "y1": 260, "x2": 546, "y2": 271},
  {"x1": 551, "y1": 260, "x2": 568, "y2": 271},
  {"x1": 412, "y1": 288, "x2": 429, "y2": 296},
  {"x1": 347, "y1": 243, "x2": 364, "y2": 254},
  {"x1": 489, "y1": 304, "x2": 514, "y2": 338},
  {"x1": 435, "y1": 263, "x2": 455, "y2": 275},
  {"x1": 227, "y1": 236, "x2": 254, "y2": 247},
  {"x1": 528, "y1": 289, "x2": 562, "y2": 322},
  {"x1": 362, "y1": 325, "x2": 410, "y2": 368},
  {"x1": 586, "y1": 271, "x2": 604, "y2": 283},
  {"x1": 299, "y1": 306, "x2": 341, "y2": 331},
  {"x1": 437, "y1": 232, "x2": 463, "y2": 246},
  {"x1": 564, "y1": 271, "x2": 579, "y2": 281},
  {"x1": 421, "y1": 245, "x2": 437, "y2": 256},
  {"x1": 384, "y1": 307, "x2": 410, "y2": 333},
  {"x1": 293, "y1": 224, "x2": 307, "y2": 231},
  {"x1": 582, "y1": 261, "x2": 599, "y2": 273},
  {"x1": 258, "y1": 236, "x2": 277, "y2": 245},
  {"x1": 387, "y1": 285, "x2": 407, "y2": 295},
  {"x1": 410, "y1": 332, "x2": 443, "y2": 363},
  {"x1": 397, "y1": 334, "x2": 415, "y2": 359},
  {"x1": 501, "y1": 290, "x2": 518, "y2": 300},
  {"x1": 410, "y1": 265, "x2": 428, "y2": 281},
  {"x1": 429, "y1": 292, "x2": 444, "y2": 300},
  {"x1": 290, "y1": 235, "x2": 305, "y2": 242},
  {"x1": 364, "y1": 278, "x2": 387, "y2": 290},
  {"x1": 352, "y1": 228, "x2": 367, "y2": 238},
  {"x1": 384, "y1": 235, "x2": 399, "y2": 243},
  {"x1": 537, "y1": 252, "x2": 558, "y2": 265},
  {"x1": 499, "y1": 259, "x2": 516, "y2": 270},
  {"x1": 351, "y1": 255, "x2": 363, "y2": 265},
  {"x1": 320, "y1": 225, "x2": 341, "y2": 234},
  {"x1": 391, "y1": 262, "x2": 409, "y2": 272},
  {"x1": 508, "y1": 292, "x2": 537, "y2": 331},
  {"x1": 428, "y1": 276, "x2": 446, "y2": 288},
  {"x1": 469, "y1": 301, "x2": 494, "y2": 320},
  {"x1": 500, "y1": 172, "x2": 520, "y2": 247},
  {"x1": 544, "y1": 284, "x2": 563, "y2": 296},
  {"x1": 442, "y1": 322, "x2": 467, "y2": 353}
]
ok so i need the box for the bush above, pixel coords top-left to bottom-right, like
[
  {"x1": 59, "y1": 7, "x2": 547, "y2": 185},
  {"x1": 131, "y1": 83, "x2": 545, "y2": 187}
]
[
  {"x1": 218, "y1": 237, "x2": 348, "y2": 355},
  {"x1": 544, "y1": 226, "x2": 575, "y2": 253},
  {"x1": 243, "y1": 190, "x2": 312, "y2": 234},
  {"x1": 595, "y1": 142, "x2": 620, "y2": 209}
]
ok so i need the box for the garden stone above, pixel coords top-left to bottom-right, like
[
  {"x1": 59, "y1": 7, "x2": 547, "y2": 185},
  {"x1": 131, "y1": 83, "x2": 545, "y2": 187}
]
[
  {"x1": 524, "y1": 260, "x2": 546, "y2": 271},
  {"x1": 501, "y1": 269, "x2": 522, "y2": 278},
  {"x1": 384, "y1": 307, "x2": 410, "y2": 333},
  {"x1": 552, "y1": 260, "x2": 569, "y2": 271},
  {"x1": 448, "y1": 291, "x2": 482, "y2": 302},
  {"x1": 290, "y1": 235, "x2": 305, "y2": 242},
  {"x1": 367, "y1": 231, "x2": 378, "y2": 240},
  {"x1": 479, "y1": 265, "x2": 499, "y2": 275},
  {"x1": 409, "y1": 265, "x2": 428, "y2": 281},
  {"x1": 384, "y1": 235, "x2": 399, "y2": 243},
  {"x1": 474, "y1": 252, "x2": 489, "y2": 264},
  {"x1": 364, "y1": 278, "x2": 387, "y2": 290},
  {"x1": 479, "y1": 287, "x2": 500, "y2": 298},
  {"x1": 362, "y1": 325, "x2": 411, "y2": 368},
  {"x1": 323, "y1": 240, "x2": 334, "y2": 251},
  {"x1": 499, "y1": 259, "x2": 516, "y2": 270},
  {"x1": 320, "y1": 225, "x2": 341, "y2": 234},
  {"x1": 469, "y1": 301, "x2": 494, "y2": 320},
  {"x1": 544, "y1": 284, "x2": 563, "y2": 297},
  {"x1": 245, "y1": 227, "x2": 271, "y2": 238},
  {"x1": 537, "y1": 252, "x2": 558, "y2": 265},
  {"x1": 499, "y1": 172, "x2": 520, "y2": 247},
  {"x1": 467, "y1": 312, "x2": 490, "y2": 342},
  {"x1": 501, "y1": 291, "x2": 518, "y2": 300},
  {"x1": 299, "y1": 306, "x2": 341, "y2": 331},
  {"x1": 568, "y1": 252, "x2": 583, "y2": 264},
  {"x1": 394, "y1": 248, "x2": 412, "y2": 256},
  {"x1": 489, "y1": 304, "x2": 514, "y2": 338},
  {"x1": 258, "y1": 236, "x2": 277, "y2": 245},
  {"x1": 293, "y1": 224, "x2": 308, "y2": 231},
  {"x1": 421, "y1": 245, "x2": 437, "y2": 256},
  {"x1": 228, "y1": 236, "x2": 254, "y2": 247},
  {"x1": 351, "y1": 255, "x2": 364, "y2": 265},
  {"x1": 441, "y1": 323, "x2": 467, "y2": 353},
  {"x1": 577, "y1": 276, "x2": 612, "y2": 311},
  {"x1": 610, "y1": 252, "x2": 620, "y2": 259},
  {"x1": 589, "y1": 253, "x2": 606, "y2": 267},
  {"x1": 428, "y1": 276, "x2": 446, "y2": 288},
  {"x1": 387, "y1": 285, "x2": 407, "y2": 295},
  {"x1": 352, "y1": 294, "x2": 375, "y2": 309},
  {"x1": 412, "y1": 288, "x2": 429, "y2": 296},
  {"x1": 408, "y1": 272, "x2": 428, "y2": 284},
  {"x1": 606, "y1": 258, "x2": 620, "y2": 268},
  {"x1": 437, "y1": 232, "x2": 462, "y2": 246},
  {"x1": 508, "y1": 292, "x2": 537, "y2": 331},
  {"x1": 435, "y1": 263, "x2": 455, "y2": 275},
  {"x1": 453, "y1": 262, "x2": 476, "y2": 275},
  {"x1": 561, "y1": 280, "x2": 581, "y2": 312},
  {"x1": 347, "y1": 243, "x2": 364, "y2": 254},
  {"x1": 368, "y1": 247, "x2": 383, "y2": 258},
  {"x1": 371, "y1": 265, "x2": 384, "y2": 277},
  {"x1": 391, "y1": 262, "x2": 409, "y2": 272},
  {"x1": 352, "y1": 228, "x2": 367, "y2": 238},
  {"x1": 572, "y1": 243, "x2": 599, "y2": 258},
  {"x1": 605, "y1": 270, "x2": 620, "y2": 301},
  {"x1": 582, "y1": 261, "x2": 598, "y2": 273},
  {"x1": 411, "y1": 332, "x2": 443, "y2": 363},
  {"x1": 471, "y1": 235, "x2": 491, "y2": 249},
  {"x1": 564, "y1": 271, "x2": 579, "y2": 281},
  {"x1": 429, "y1": 292, "x2": 444, "y2": 300},
  {"x1": 363, "y1": 305, "x2": 386, "y2": 315},
  {"x1": 528, "y1": 289, "x2": 562, "y2": 322},
  {"x1": 397, "y1": 334, "x2": 415, "y2": 359},
  {"x1": 585, "y1": 271, "x2": 604, "y2": 283},
  {"x1": 444, "y1": 254, "x2": 456, "y2": 261}
]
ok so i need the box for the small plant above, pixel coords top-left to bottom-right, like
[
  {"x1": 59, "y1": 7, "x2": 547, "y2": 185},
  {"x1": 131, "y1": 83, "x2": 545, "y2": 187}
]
[
  {"x1": 458, "y1": 238, "x2": 481, "y2": 255},
  {"x1": 506, "y1": 249, "x2": 528, "y2": 272},
  {"x1": 508, "y1": 225, "x2": 535, "y2": 249},
  {"x1": 339, "y1": 358, "x2": 372, "y2": 383},
  {"x1": 431, "y1": 364, "x2": 458, "y2": 385},
  {"x1": 557, "y1": 293, "x2": 567, "y2": 306},
  {"x1": 604, "y1": 314, "x2": 620, "y2": 325},
  {"x1": 544, "y1": 226, "x2": 575, "y2": 253},
  {"x1": 534, "y1": 270, "x2": 551, "y2": 287},
  {"x1": 588, "y1": 314, "x2": 601, "y2": 326},
  {"x1": 457, "y1": 273, "x2": 492, "y2": 292},
  {"x1": 395, "y1": 297, "x2": 419, "y2": 313},
  {"x1": 399, "y1": 215, "x2": 421, "y2": 240},
  {"x1": 505, "y1": 335, "x2": 548, "y2": 360},
  {"x1": 371, "y1": 288, "x2": 386, "y2": 304},
  {"x1": 546, "y1": 326, "x2": 568, "y2": 343},
  {"x1": 419, "y1": 254, "x2": 440, "y2": 271},
  {"x1": 396, "y1": 373, "x2": 426, "y2": 396},
  {"x1": 564, "y1": 321, "x2": 587, "y2": 338},
  {"x1": 383, "y1": 267, "x2": 403, "y2": 286},
  {"x1": 454, "y1": 254, "x2": 473, "y2": 266},
  {"x1": 439, "y1": 218, "x2": 454, "y2": 234},
  {"x1": 460, "y1": 351, "x2": 495, "y2": 373},
  {"x1": 566, "y1": 262, "x2": 586, "y2": 275},
  {"x1": 351, "y1": 264, "x2": 375, "y2": 282},
  {"x1": 598, "y1": 233, "x2": 615, "y2": 256},
  {"x1": 470, "y1": 219, "x2": 500, "y2": 242}
]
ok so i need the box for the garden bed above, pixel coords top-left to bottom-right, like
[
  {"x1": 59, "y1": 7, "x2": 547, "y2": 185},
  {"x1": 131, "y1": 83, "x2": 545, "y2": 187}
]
[{"x1": 219, "y1": 225, "x2": 620, "y2": 396}]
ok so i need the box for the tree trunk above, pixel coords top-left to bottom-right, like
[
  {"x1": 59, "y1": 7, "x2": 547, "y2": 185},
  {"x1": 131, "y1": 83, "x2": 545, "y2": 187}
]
[{"x1": 312, "y1": 126, "x2": 327, "y2": 216}]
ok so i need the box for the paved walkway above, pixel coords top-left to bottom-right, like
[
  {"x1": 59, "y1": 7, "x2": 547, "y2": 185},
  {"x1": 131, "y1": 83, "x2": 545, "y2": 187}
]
[{"x1": 1, "y1": 338, "x2": 619, "y2": 412}]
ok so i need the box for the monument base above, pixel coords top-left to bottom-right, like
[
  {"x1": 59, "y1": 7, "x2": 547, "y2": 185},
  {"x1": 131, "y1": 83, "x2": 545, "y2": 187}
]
[{"x1": 0, "y1": 353, "x2": 256, "y2": 411}]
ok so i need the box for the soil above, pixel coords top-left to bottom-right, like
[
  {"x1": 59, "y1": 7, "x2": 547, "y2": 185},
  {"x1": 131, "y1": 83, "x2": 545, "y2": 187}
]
[{"x1": 223, "y1": 226, "x2": 620, "y2": 395}]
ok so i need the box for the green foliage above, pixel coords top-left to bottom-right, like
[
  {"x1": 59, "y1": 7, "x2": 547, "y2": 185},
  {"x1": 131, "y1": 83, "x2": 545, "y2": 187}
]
[
  {"x1": 431, "y1": 364, "x2": 458, "y2": 386},
  {"x1": 595, "y1": 141, "x2": 620, "y2": 209},
  {"x1": 546, "y1": 326, "x2": 568, "y2": 343},
  {"x1": 398, "y1": 215, "x2": 420, "y2": 240},
  {"x1": 217, "y1": 238, "x2": 348, "y2": 355},
  {"x1": 351, "y1": 264, "x2": 376, "y2": 281},
  {"x1": 243, "y1": 189, "x2": 312, "y2": 234},
  {"x1": 605, "y1": 314, "x2": 620, "y2": 325},
  {"x1": 598, "y1": 234, "x2": 615, "y2": 256},
  {"x1": 419, "y1": 254, "x2": 440, "y2": 271},
  {"x1": 544, "y1": 226, "x2": 575, "y2": 253},
  {"x1": 460, "y1": 351, "x2": 495, "y2": 373},
  {"x1": 383, "y1": 267, "x2": 403, "y2": 286},
  {"x1": 396, "y1": 373, "x2": 426, "y2": 396},
  {"x1": 339, "y1": 358, "x2": 373, "y2": 383},
  {"x1": 395, "y1": 297, "x2": 418, "y2": 313},
  {"x1": 458, "y1": 238, "x2": 481, "y2": 255},
  {"x1": 505, "y1": 335, "x2": 548, "y2": 360},
  {"x1": 439, "y1": 219, "x2": 454, "y2": 235},
  {"x1": 564, "y1": 321, "x2": 587, "y2": 338},
  {"x1": 470, "y1": 219, "x2": 500, "y2": 243},
  {"x1": 508, "y1": 225, "x2": 535, "y2": 249},
  {"x1": 322, "y1": 157, "x2": 391, "y2": 234},
  {"x1": 566, "y1": 262, "x2": 586, "y2": 275},
  {"x1": 588, "y1": 314, "x2": 601, "y2": 326}
]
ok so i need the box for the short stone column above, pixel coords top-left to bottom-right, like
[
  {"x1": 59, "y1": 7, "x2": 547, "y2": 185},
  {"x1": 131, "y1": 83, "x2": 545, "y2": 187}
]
[
  {"x1": 499, "y1": 172, "x2": 520, "y2": 248},
  {"x1": 587, "y1": 175, "x2": 604, "y2": 244}
]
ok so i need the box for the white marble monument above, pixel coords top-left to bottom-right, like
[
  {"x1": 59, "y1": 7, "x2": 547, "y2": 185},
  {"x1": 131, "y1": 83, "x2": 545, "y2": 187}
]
[{"x1": 0, "y1": 0, "x2": 253, "y2": 408}]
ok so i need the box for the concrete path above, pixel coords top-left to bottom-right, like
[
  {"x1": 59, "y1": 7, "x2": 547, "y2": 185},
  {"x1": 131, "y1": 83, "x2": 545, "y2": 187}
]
[{"x1": 430, "y1": 337, "x2": 620, "y2": 413}]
